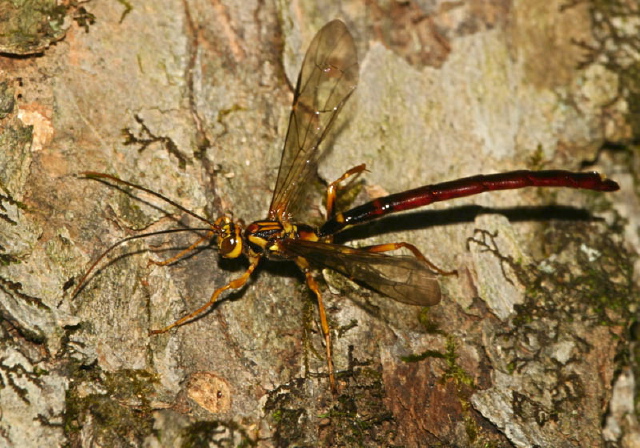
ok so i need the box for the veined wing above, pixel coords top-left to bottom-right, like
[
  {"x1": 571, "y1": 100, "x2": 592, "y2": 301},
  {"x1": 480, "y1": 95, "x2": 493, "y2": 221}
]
[
  {"x1": 268, "y1": 20, "x2": 359, "y2": 221},
  {"x1": 281, "y1": 239, "x2": 441, "y2": 306}
]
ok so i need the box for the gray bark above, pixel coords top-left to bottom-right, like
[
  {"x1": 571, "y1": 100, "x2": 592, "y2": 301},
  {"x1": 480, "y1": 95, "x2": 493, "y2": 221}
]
[{"x1": 0, "y1": 0, "x2": 638, "y2": 446}]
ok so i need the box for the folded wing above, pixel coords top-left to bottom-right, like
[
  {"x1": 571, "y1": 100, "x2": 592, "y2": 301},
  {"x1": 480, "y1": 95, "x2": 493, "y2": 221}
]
[{"x1": 282, "y1": 239, "x2": 441, "y2": 306}]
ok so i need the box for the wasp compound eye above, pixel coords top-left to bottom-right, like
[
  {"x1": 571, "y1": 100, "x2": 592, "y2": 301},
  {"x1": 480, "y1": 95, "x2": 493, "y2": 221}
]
[{"x1": 219, "y1": 235, "x2": 242, "y2": 259}]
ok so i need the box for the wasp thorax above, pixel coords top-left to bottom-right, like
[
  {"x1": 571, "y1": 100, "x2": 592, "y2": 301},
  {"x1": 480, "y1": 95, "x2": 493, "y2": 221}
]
[{"x1": 217, "y1": 217, "x2": 243, "y2": 259}]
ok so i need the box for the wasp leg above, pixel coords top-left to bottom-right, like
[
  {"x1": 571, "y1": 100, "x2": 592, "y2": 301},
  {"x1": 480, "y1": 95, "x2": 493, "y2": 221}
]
[
  {"x1": 149, "y1": 257, "x2": 260, "y2": 335},
  {"x1": 325, "y1": 164, "x2": 367, "y2": 220},
  {"x1": 362, "y1": 242, "x2": 457, "y2": 276}
]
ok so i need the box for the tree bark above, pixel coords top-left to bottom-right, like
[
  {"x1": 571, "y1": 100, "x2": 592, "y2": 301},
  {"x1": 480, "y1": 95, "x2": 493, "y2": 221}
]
[{"x1": 0, "y1": 0, "x2": 637, "y2": 446}]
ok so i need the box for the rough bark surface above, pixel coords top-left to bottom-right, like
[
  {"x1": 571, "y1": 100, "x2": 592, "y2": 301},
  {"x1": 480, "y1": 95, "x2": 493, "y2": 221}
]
[{"x1": 0, "y1": 1, "x2": 638, "y2": 447}]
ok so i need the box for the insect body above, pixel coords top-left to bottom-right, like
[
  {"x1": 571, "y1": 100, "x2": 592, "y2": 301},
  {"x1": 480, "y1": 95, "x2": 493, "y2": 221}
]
[{"x1": 75, "y1": 20, "x2": 619, "y2": 392}]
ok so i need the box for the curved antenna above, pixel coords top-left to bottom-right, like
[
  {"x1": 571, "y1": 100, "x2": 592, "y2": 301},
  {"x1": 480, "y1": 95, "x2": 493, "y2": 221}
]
[
  {"x1": 81, "y1": 172, "x2": 212, "y2": 225},
  {"x1": 71, "y1": 227, "x2": 214, "y2": 299}
]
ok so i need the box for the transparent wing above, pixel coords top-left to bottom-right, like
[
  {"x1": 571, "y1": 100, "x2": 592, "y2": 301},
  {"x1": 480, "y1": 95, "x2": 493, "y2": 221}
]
[
  {"x1": 268, "y1": 20, "x2": 359, "y2": 221},
  {"x1": 281, "y1": 239, "x2": 441, "y2": 306}
]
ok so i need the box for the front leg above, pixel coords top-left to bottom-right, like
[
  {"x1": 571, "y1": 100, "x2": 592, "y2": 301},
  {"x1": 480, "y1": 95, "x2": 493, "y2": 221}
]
[{"x1": 149, "y1": 256, "x2": 261, "y2": 335}]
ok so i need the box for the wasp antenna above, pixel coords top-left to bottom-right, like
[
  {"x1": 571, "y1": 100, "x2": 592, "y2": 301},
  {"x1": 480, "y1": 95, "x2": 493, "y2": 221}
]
[
  {"x1": 79, "y1": 172, "x2": 212, "y2": 225},
  {"x1": 71, "y1": 227, "x2": 213, "y2": 299}
]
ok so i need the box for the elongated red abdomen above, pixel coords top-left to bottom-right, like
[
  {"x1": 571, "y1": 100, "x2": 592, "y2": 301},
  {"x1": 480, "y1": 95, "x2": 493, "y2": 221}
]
[{"x1": 319, "y1": 170, "x2": 619, "y2": 236}]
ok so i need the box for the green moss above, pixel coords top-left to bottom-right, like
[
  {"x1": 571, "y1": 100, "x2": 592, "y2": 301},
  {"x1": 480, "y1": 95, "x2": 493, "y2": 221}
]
[
  {"x1": 0, "y1": 81, "x2": 15, "y2": 119},
  {"x1": 263, "y1": 379, "x2": 309, "y2": 446},
  {"x1": 115, "y1": 0, "x2": 133, "y2": 23},
  {"x1": 491, "y1": 217, "x2": 637, "y2": 426},
  {"x1": 441, "y1": 337, "x2": 475, "y2": 388},
  {"x1": 0, "y1": 123, "x2": 33, "y2": 192},
  {"x1": 526, "y1": 145, "x2": 546, "y2": 170},
  {"x1": 337, "y1": 319, "x2": 358, "y2": 337},
  {"x1": 417, "y1": 306, "x2": 442, "y2": 334},
  {"x1": 400, "y1": 349, "x2": 445, "y2": 363},
  {"x1": 64, "y1": 364, "x2": 158, "y2": 446},
  {"x1": 0, "y1": 0, "x2": 67, "y2": 55},
  {"x1": 265, "y1": 367, "x2": 395, "y2": 446},
  {"x1": 523, "y1": 221, "x2": 635, "y2": 326},
  {"x1": 181, "y1": 420, "x2": 255, "y2": 448},
  {"x1": 72, "y1": 6, "x2": 95, "y2": 32},
  {"x1": 270, "y1": 409, "x2": 283, "y2": 423},
  {"x1": 402, "y1": 336, "x2": 474, "y2": 387}
]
